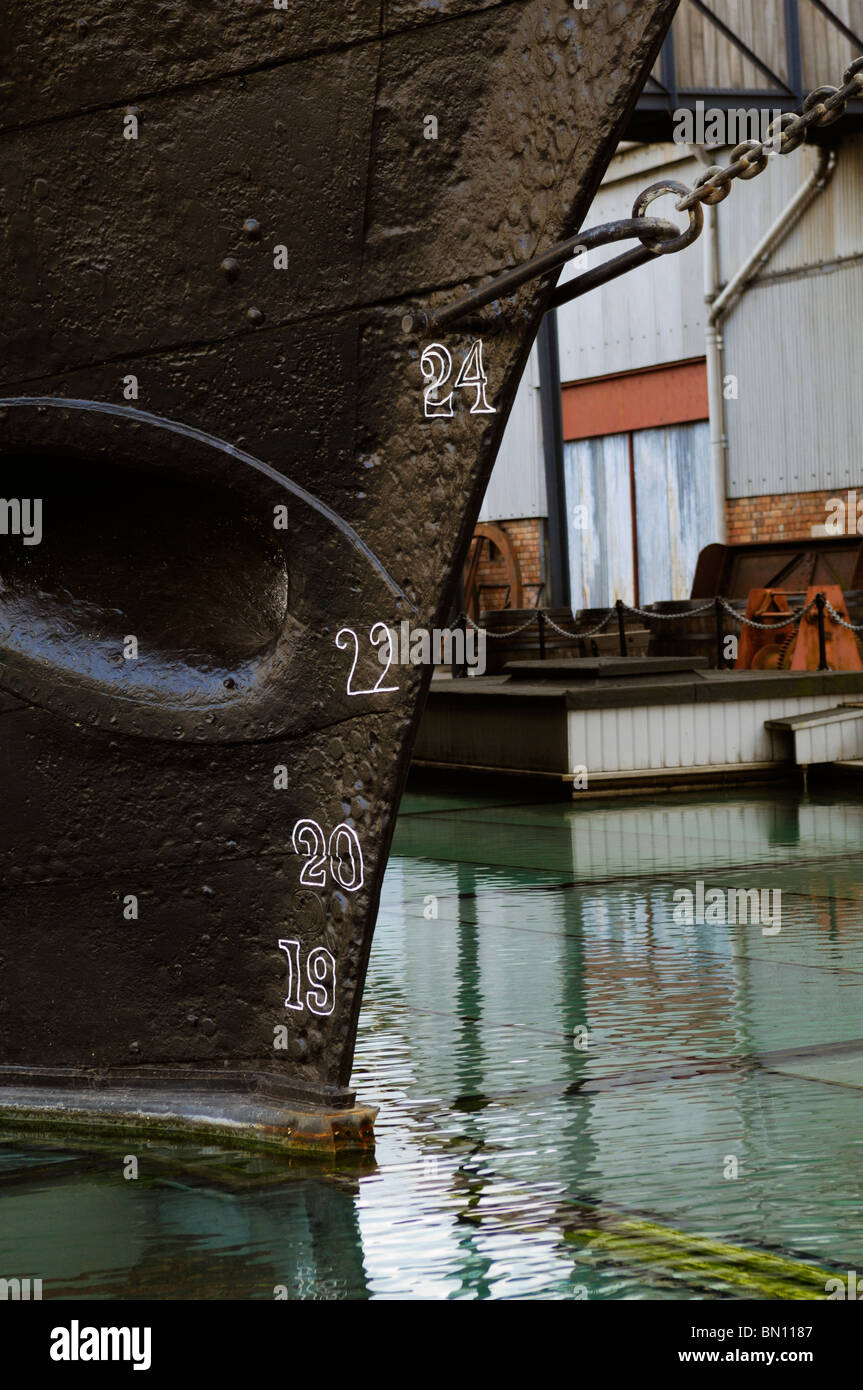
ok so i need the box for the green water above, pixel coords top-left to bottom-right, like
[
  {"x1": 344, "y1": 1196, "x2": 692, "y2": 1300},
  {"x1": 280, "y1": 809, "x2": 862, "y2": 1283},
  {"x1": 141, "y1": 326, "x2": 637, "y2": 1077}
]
[{"x1": 2, "y1": 782, "x2": 863, "y2": 1299}]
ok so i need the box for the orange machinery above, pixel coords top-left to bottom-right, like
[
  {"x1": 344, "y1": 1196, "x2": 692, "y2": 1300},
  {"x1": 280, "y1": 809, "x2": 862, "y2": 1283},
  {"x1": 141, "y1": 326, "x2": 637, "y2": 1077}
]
[{"x1": 735, "y1": 586, "x2": 863, "y2": 672}]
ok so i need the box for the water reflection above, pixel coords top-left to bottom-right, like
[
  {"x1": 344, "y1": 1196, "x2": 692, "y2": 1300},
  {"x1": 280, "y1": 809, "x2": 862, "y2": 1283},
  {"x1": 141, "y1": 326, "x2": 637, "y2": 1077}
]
[{"x1": 1, "y1": 784, "x2": 862, "y2": 1298}]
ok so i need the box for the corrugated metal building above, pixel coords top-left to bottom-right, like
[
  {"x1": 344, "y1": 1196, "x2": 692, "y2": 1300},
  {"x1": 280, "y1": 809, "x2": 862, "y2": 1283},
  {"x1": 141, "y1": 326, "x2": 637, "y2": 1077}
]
[{"x1": 475, "y1": 0, "x2": 863, "y2": 618}]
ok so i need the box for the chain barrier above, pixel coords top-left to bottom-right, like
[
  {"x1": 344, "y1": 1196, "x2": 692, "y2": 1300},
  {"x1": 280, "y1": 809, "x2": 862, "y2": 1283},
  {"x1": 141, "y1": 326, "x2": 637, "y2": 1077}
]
[
  {"x1": 454, "y1": 593, "x2": 835, "y2": 641},
  {"x1": 462, "y1": 611, "x2": 537, "y2": 639},
  {"x1": 718, "y1": 596, "x2": 819, "y2": 630},
  {"x1": 621, "y1": 599, "x2": 716, "y2": 622},
  {"x1": 459, "y1": 609, "x2": 616, "y2": 640},
  {"x1": 545, "y1": 610, "x2": 615, "y2": 639}
]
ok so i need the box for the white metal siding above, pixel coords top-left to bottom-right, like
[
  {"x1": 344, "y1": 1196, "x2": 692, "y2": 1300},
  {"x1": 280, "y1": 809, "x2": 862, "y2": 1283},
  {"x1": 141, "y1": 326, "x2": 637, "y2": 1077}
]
[
  {"x1": 479, "y1": 344, "x2": 547, "y2": 522},
  {"x1": 794, "y1": 713, "x2": 863, "y2": 765},
  {"x1": 722, "y1": 134, "x2": 863, "y2": 498},
  {"x1": 556, "y1": 149, "x2": 707, "y2": 383},
  {"x1": 567, "y1": 693, "x2": 851, "y2": 776},
  {"x1": 719, "y1": 136, "x2": 863, "y2": 282},
  {"x1": 724, "y1": 263, "x2": 863, "y2": 497}
]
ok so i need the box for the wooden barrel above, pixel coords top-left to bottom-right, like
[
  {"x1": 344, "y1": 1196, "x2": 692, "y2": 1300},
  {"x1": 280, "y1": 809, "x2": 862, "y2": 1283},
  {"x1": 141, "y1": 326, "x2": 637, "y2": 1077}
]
[{"x1": 646, "y1": 600, "x2": 742, "y2": 666}]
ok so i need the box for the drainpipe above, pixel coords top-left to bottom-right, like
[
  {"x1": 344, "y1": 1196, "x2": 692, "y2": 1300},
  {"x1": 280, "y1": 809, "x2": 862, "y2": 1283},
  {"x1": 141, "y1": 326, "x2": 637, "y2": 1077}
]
[
  {"x1": 701, "y1": 182, "x2": 727, "y2": 544},
  {"x1": 537, "y1": 311, "x2": 570, "y2": 609},
  {"x1": 697, "y1": 144, "x2": 836, "y2": 545}
]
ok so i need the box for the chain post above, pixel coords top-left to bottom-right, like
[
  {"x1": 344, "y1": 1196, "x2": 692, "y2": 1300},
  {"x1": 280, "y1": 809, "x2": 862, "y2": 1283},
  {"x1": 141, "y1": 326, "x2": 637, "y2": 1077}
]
[
  {"x1": 538, "y1": 610, "x2": 547, "y2": 660},
  {"x1": 616, "y1": 600, "x2": 627, "y2": 658},
  {"x1": 715, "y1": 596, "x2": 725, "y2": 670},
  {"x1": 816, "y1": 592, "x2": 829, "y2": 671}
]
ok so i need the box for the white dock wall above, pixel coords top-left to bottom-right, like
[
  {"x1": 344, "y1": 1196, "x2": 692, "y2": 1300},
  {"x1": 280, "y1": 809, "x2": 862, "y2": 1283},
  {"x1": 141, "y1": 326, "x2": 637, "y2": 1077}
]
[{"x1": 568, "y1": 694, "x2": 853, "y2": 778}]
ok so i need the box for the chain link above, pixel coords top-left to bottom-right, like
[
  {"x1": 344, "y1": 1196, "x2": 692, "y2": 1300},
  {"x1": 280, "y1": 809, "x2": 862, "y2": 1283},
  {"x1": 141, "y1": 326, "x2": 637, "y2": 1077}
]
[
  {"x1": 546, "y1": 610, "x2": 616, "y2": 639},
  {"x1": 621, "y1": 599, "x2": 716, "y2": 622},
  {"x1": 674, "y1": 58, "x2": 863, "y2": 215},
  {"x1": 461, "y1": 612, "x2": 538, "y2": 639},
  {"x1": 825, "y1": 600, "x2": 863, "y2": 633},
  {"x1": 718, "y1": 596, "x2": 818, "y2": 630}
]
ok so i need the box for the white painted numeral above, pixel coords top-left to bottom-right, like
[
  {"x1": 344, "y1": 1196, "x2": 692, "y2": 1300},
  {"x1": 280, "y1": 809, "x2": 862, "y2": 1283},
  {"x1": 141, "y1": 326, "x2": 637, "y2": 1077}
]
[
  {"x1": 292, "y1": 819, "x2": 364, "y2": 893},
  {"x1": 421, "y1": 340, "x2": 496, "y2": 417},
  {"x1": 329, "y1": 822, "x2": 364, "y2": 891},
  {"x1": 278, "y1": 939, "x2": 336, "y2": 1016},
  {"x1": 305, "y1": 946, "x2": 336, "y2": 1016},
  {"x1": 421, "y1": 343, "x2": 454, "y2": 417},
  {"x1": 454, "y1": 339, "x2": 495, "y2": 414},
  {"x1": 292, "y1": 819, "x2": 328, "y2": 887},
  {"x1": 335, "y1": 623, "x2": 399, "y2": 696},
  {"x1": 279, "y1": 938, "x2": 303, "y2": 1010}
]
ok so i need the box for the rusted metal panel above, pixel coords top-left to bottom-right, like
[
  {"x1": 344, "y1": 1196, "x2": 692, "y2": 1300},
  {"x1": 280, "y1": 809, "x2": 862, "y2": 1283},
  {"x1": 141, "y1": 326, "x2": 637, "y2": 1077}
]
[
  {"x1": 691, "y1": 539, "x2": 863, "y2": 597},
  {"x1": 562, "y1": 359, "x2": 708, "y2": 442}
]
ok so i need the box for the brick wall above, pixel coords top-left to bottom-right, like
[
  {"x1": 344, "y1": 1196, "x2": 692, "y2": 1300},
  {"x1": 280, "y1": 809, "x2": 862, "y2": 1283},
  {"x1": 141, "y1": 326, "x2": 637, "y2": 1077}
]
[
  {"x1": 474, "y1": 518, "x2": 545, "y2": 613},
  {"x1": 726, "y1": 489, "x2": 844, "y2": 546}
]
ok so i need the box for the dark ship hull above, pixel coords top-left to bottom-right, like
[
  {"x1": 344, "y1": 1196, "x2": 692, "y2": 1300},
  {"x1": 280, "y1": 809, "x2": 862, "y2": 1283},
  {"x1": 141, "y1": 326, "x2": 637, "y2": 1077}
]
[{"x1": 0, "y1": 0, "x2": 679, "y2": 1152}]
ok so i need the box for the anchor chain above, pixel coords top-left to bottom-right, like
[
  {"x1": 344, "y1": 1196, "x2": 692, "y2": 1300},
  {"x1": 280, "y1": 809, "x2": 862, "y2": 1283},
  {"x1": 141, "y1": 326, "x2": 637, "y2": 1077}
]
[
  {"x1": 411, "y1": 58, "x2": 863, "y2": 333},
  {"x1": 675, "y1": 58, "x2": 863, "y2": 212}
]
